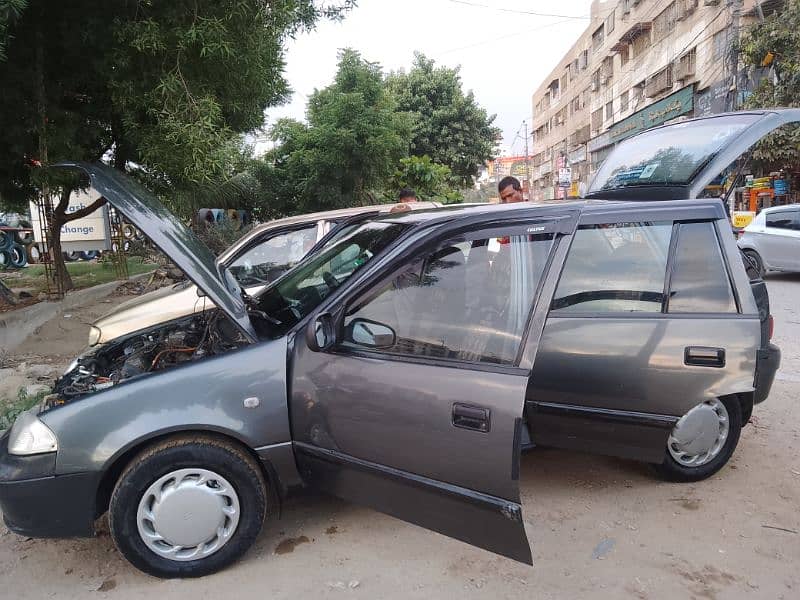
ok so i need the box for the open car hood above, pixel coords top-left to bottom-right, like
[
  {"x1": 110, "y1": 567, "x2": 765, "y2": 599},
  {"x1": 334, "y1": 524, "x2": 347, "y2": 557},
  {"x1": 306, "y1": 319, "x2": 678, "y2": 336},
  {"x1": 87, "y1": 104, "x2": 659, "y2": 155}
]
[
  {"x1": 54, "y1": 162, "x2": 257, "y2": 342},
  {"x1": 586, "y1": 109, "x2": 800, "y2": 200}
]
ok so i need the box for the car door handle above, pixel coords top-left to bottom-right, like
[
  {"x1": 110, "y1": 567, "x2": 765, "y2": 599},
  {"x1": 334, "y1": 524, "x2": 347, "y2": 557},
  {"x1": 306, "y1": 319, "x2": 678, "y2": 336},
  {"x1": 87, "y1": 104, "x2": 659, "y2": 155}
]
[
  {"x1": 452, "y1": 403, "x2": 491, "y2": 432},
  {"x1": 684, "y1": 346, "x2": 725, "y2": 368}
]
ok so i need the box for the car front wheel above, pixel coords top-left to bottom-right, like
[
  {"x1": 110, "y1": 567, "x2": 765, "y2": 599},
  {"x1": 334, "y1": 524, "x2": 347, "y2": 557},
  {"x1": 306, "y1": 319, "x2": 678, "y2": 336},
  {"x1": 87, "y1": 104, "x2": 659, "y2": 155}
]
[
  {"x1": 743, "y1": 249, "x2": 765, "y2": 278},
  {"x1": 654, "y1": 396, "x2": 742, "y2": 482},
  {"x1": 109, "y1": 435, "x2": 268, "y2": 578}
]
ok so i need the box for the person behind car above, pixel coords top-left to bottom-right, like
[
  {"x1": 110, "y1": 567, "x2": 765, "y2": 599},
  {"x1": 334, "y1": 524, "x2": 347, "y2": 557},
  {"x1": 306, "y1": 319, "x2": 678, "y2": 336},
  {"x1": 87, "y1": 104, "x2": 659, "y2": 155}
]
[
  {"x1": 498, "y1": 176, "x2": 524, "y2": 204},
  {"x1": 390, "y1": 188, "x2": 418, "y2": 214}
]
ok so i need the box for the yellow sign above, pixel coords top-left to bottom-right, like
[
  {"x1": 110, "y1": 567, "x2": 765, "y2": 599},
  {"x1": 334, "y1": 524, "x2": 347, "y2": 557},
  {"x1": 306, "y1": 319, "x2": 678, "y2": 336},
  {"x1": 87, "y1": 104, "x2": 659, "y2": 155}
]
[{"x1": 732, "y1": 212, "x2": 755, "y2": 228}]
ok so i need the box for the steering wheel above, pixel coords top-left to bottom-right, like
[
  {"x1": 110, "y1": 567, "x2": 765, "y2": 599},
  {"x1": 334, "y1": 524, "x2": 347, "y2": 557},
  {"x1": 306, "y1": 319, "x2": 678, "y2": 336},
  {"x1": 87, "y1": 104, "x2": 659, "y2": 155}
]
[{"x1": 322, "y1": 271, "x2": 339, "y2": 291}]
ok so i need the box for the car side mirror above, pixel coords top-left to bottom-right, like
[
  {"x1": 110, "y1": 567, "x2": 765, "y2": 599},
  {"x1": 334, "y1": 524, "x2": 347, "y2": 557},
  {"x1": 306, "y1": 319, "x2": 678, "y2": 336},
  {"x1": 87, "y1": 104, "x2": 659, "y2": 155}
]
[
  {"x1": 346, "y1": 318, "x2": 396, "y2": 349},
  {"x1": 306, "y1": 313, "x2": 336, "y2": 352}
]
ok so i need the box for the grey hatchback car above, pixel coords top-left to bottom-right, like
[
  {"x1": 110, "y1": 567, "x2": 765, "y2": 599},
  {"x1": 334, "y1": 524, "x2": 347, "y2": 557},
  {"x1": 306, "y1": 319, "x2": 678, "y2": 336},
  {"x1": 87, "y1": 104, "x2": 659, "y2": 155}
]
[{"x1": 0, "y1": 110, "x2": 787, "y2": 578}]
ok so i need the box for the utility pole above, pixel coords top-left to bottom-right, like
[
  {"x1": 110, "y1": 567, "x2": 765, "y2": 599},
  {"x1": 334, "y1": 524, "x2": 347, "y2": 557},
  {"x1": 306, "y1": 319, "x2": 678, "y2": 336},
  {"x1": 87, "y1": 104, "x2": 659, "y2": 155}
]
[
  {"x1": 523, "y1": 120, "x2": 530, "y2": 199},
  {"x1": 728, "y1": 0, "x2": 743, "y2": 111}
]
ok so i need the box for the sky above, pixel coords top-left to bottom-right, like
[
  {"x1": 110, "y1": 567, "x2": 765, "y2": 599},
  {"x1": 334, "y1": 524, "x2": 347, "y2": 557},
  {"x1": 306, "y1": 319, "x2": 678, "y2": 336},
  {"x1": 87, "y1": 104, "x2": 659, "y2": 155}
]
[{"x1": 260, "y1": 0, "x2": 594, "y2": 156}]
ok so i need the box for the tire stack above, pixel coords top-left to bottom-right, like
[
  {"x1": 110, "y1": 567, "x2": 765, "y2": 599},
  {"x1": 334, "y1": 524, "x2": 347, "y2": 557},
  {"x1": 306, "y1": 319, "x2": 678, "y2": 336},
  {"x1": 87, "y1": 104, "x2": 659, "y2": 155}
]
[{"x1": 0, "y1": 228, "x2": 32, "y2": 269}]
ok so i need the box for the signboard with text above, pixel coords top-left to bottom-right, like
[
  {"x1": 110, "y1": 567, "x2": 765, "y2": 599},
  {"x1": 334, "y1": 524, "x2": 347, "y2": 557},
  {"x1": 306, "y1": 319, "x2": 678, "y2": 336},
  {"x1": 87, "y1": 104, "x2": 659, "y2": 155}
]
[
  {"x1": 30, "y1": 189, "x2": 110, "y2": 252},
  {"x1": 608, "y1": 85, "x2": 694, "y2": 144}
]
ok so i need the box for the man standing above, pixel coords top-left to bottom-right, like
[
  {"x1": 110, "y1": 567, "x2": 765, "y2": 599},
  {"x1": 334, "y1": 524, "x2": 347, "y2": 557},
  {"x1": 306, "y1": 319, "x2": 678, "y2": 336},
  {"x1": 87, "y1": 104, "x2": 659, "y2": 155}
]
[
  {"x1": 390, "y1": 187, "x2": 418, "y2": 213},
  {"x1": 498, "y1": 176, "x2": 524, "y2": 203}
]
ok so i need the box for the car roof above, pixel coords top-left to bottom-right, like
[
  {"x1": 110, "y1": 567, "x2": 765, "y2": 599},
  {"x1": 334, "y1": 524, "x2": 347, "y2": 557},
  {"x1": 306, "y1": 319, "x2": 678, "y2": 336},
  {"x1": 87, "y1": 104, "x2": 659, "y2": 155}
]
[
  {"x1": 376, "y1": 198, "x2": 728, "y2": 228},
  {"x1": 760, "y1": 204, "x2": 799, "y2": 213}
]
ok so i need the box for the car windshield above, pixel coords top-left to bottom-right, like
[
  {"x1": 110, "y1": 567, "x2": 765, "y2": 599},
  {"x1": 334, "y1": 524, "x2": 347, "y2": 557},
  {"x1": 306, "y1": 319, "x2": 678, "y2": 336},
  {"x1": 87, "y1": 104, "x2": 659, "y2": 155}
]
[
  {"x1": 254, "y1": 221, "x2": 408, "y2": 339},
  {"x1": 588, "y1": 114, "x2": 760, "y2": 194}
]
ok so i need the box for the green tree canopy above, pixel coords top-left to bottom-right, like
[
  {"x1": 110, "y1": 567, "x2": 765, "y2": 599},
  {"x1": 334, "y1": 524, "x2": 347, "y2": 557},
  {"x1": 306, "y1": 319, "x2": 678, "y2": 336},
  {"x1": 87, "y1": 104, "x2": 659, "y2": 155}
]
[
  {"x1": 741, "y1": 0, "x2": 800, "y2": 170},
  {"x1": 0, "y1": 0, "x2": 352, "y2": 289},
  {"x1": 387, "y1": 53, "x2": 500, "y2": 186},
  {"x1": 268, "y1": 48, "x2": 411, "y2": 211}
]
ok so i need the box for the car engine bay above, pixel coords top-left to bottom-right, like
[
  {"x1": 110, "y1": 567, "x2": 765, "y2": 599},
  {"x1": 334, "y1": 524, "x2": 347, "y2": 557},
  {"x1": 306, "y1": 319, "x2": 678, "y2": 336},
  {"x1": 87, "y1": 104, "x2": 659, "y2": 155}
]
[{"x1": 52, "y1": 311, "x2": 248, "y2": 404}]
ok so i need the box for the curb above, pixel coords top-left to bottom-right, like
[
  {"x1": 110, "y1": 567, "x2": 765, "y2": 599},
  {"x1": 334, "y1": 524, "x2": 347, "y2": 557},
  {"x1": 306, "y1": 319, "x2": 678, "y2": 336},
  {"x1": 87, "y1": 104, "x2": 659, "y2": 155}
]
[{"x1": 0, "y1": 272, "x2": 152, "y2": 353}]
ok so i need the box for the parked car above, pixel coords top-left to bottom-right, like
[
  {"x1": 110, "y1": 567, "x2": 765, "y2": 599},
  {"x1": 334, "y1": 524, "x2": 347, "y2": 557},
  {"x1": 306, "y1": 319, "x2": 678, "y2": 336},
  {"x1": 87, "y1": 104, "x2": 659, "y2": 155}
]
[
  {"x1": 0, "y1": 110, "x2": 789, "y2": 578},
  {"x1": 88, "y1": 201, "x2": 439, "y2": 348},
  {"x1": 737, "y1": 204, "x2": 800, "y2": 277}
]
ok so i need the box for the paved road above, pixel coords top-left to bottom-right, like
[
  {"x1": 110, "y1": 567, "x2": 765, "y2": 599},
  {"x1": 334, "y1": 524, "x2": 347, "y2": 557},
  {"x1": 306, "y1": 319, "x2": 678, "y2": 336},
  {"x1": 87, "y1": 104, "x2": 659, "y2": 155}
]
[{"x1": 2, "y1": 276, "x2": 800, "y2": 599}]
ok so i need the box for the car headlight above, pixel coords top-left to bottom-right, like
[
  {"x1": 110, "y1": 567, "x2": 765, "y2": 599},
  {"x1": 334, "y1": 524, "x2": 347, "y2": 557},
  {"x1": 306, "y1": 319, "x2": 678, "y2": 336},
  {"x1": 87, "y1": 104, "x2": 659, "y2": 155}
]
[
  {"x1": 8, "y1": 411, "x2": 58, "y2": 456},
  {"x1": 88, "y1": 325, "x2": 102, "y2": 347}
]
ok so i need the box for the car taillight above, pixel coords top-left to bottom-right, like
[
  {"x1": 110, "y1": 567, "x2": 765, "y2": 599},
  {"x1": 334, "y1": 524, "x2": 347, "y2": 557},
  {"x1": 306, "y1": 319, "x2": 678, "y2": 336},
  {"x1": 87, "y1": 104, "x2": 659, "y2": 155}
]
[{"x1": 768, "y1": 315, "x2": 774, "y2": 341}]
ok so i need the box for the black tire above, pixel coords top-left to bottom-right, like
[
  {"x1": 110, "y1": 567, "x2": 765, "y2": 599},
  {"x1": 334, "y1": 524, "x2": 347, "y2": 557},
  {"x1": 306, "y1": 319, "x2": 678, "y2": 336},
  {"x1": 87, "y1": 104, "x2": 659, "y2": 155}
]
[
  {"x1": 0, "y1": 230, "x2": 10, "y2": 251},
  {"x1": 63, "y1": 251, "x2": 81, "y2": 262},
  {"x1": 0, "y1": 249, "x2": 10, "y2": 269},
  {"x1": 654, "y1": 396, "x2": 742, "y2": 482},
  {"x1": 13, "y1": 230, "x2": 34, "y2": 246},
  {"x1": 108, "y1": 435, "x2": 268, "y2": 578},
  {"x1": 26, "y1": 244, "x2": 40, "y2": 264},
  {"x1": 743, "y1": 249, "x2": 765, "y2": 279},
  {"x1": 80, "y1": 250, "x2": 100, "y2": 261},
  {"x1": 9, "y1": 243, "x2": 27, "y2": 268}
]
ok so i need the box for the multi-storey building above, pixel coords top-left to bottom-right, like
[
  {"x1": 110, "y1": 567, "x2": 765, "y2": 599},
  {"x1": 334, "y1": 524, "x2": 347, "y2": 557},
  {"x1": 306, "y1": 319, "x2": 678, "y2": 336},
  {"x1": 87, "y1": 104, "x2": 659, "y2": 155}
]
[{"x1": 529, "y1": 0, "x2": 770, "y2": 200}]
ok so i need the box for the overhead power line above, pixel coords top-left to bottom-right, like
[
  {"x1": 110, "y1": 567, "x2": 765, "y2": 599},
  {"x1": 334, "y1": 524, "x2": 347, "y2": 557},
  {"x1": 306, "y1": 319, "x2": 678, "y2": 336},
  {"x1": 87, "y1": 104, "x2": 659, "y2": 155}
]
[{"x1": 446, "y1": 0, "x2": 589, "y2": 20}]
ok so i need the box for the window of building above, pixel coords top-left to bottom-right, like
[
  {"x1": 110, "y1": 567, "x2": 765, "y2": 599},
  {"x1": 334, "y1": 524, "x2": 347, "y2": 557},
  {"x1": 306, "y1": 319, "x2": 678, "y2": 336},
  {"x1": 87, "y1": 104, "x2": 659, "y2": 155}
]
[
  {"x1": 631, "y1": 29, "x2": 651, "y2": 58},
  {"x1": 591, "y1": 108, "x2": 604, "y2": 133},
  {"x1": 345, "y1": 231, "x2": 556, "y2": 365},
  {"x1": 713, "y1": 29, "x2": 728, "y2": 60},
  {"x1": 677, "y1": 0, "x2": 699, "y2": 19},
  {"x1": 606, "y1": 9, "x2": 616, "y2": 34},
  {"x1": 551, "y1": 222, "x2": 672, "y2": 314},
  {"x1": 605, "y1": 101, "x2": 613, "y2": 121},
  {"x1": 592, "y1": 24, "x2": 605, "y2": 52},
  {"x1": 653, "y1": 2, "x2": 677, "y2": 42},
  {"x1": 667, "y1": 222, "x2": 736, "y2": 313},
  {"x1": 619, "y1": 44, "x2": 630, "y2": 66},
  {"x1": 620, "y1": 90, "x2": 629, "y2": 113},
  {"x1": 645, "y1": 65, "x2": 674, "y2": 97},
  {"x1": 601, "y1": 56, "x2": 614, "y2": 83},
  {"x1": 676, "y1": 47, "x2": 696, "y2": 80},
  {"x1": 591, "y1": 68, "x2": 601, "y2": 90},
  {"x1": 579, "y1": 49, "x2": 589, "y2": 70}
]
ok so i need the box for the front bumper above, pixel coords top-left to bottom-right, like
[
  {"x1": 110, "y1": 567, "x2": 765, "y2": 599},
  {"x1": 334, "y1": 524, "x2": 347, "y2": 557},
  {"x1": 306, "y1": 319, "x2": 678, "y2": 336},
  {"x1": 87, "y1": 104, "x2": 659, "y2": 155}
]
[
  {"x1": 754, "y1": 342, "x2": 781, "y2": 404},
  {"x1": 0, "y1": 430, "x2": 96, "y2": 538}
]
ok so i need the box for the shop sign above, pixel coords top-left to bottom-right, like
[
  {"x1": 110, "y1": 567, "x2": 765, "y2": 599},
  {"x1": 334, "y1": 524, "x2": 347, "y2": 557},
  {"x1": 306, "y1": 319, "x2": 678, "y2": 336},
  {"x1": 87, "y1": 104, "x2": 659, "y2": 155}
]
[
  {"x1": 609, "y1": 85, "x2": 694, "y2": 144},
  {"x1": 587, "y1": 131, "x2": 611, "y2": 153},
  {"x1": 29, "y1": 189, "x2": 110, "y2": 251},
  {"x1": 568, "y1": 146, "x2": 586, "y2": 164},
  {"x1": 558, "y1": 167, "x2": 572, "y2": 188}
]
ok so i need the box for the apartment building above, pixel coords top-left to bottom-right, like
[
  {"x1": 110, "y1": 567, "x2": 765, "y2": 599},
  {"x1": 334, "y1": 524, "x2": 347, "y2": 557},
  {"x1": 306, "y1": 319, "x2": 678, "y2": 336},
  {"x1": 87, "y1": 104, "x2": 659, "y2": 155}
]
[{"x1": 529, "y1": 0, "x2": 767, "y2": 200}]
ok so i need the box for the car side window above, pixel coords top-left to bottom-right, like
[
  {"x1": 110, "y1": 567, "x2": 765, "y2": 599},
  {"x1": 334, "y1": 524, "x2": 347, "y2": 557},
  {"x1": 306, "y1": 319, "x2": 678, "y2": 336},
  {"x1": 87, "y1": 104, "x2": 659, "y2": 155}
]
[
  {"x1": 668, "y1": 222, "x2": 736, "y2": 313},
  {"x1": 551, "y1": 222, "x2": 672, "y2": 313},
  {"x1": 228, "y1": 225, "x2": 318, "y2": 287},
  {"x1": 765, "y1": 210, "x2": 797, "y2": 230},
  {"x1": 342, "y1": 231, "x2": 555, "y2": 366}
]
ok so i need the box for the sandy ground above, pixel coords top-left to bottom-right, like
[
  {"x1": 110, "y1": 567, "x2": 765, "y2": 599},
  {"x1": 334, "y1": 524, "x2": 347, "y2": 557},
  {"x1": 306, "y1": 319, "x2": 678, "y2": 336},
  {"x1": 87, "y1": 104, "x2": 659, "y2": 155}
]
[{"x1": 1, "y1": 277, "x2": 799, "y2": 599}]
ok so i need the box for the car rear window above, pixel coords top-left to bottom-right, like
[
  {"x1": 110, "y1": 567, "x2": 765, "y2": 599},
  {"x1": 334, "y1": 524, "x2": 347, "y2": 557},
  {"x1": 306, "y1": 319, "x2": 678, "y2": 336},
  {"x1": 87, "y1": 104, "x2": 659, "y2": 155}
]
[
  {"x1": 667, "y1": 222, "x2": 736, "y2": 313},
  {"x1": 766, "y1": 210, "x2": 799, "y2": 230},
  {"x1": 551, "y1": 222, "x2": 671, "y2": 313}
]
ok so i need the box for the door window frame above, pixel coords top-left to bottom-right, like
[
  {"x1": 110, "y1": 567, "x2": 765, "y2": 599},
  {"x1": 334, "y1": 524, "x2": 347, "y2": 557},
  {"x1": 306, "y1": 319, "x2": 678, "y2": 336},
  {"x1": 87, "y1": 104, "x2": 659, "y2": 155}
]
[
  {"x1": 548, "y1": 217, "x2": 745, "y2": 319},
  {"x1": 312, "y1": 218, "x2": 568, "y2": 375}
]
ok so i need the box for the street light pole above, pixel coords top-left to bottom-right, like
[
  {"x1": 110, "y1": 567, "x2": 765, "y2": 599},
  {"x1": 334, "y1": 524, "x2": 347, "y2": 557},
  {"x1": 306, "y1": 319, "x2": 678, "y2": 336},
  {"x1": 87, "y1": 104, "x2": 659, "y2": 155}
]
[{"x1": 523, "y1": 120, "x2": 530, "y2": 199}]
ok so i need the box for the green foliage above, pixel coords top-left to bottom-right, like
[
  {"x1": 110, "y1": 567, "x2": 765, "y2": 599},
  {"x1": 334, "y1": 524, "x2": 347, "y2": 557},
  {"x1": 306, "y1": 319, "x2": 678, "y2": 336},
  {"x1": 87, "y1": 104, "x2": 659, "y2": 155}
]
[
  {"x1": 267, "y1": 49, "x2": 412, "y2": 212},
  {"x1": 740, "y1": 0, "x2": 800, "y2": 170},
  {"x1": 387, "y1": 53, "x2": 501, "y2": 186},
  {"x1": 0, "y1": 0, "x2": 25, "y2": 61},
  {"x1": 195, "y1": 221, "x2": 254, "y2": 256},
  {"x1": 0, "y1": 0, "x2": 354, "y2": 208},
  {"x1": 386, "y1": 155, "x2": 462, "y2": 204},
  {"x1": 0, "y1": 386, "x2": 50, "y2": 431}
]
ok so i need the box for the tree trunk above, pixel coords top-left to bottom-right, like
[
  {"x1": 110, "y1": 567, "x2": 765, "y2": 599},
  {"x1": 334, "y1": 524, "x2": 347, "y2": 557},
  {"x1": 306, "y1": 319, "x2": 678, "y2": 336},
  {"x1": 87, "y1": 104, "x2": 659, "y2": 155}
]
[{"x1": 0, "y1": 280, "x2": 17, "y2": 306}]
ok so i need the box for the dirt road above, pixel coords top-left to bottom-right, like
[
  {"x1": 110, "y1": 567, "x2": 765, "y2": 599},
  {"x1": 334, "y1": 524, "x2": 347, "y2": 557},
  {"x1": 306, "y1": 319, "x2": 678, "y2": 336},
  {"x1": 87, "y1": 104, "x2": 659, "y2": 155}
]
[{"x1": 1, "y1": 278, "x2": 799, "y2": 599}]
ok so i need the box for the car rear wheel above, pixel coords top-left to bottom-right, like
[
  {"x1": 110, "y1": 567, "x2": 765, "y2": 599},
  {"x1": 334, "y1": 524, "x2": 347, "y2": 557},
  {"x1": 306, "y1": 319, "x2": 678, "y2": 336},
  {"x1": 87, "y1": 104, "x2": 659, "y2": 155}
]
[
  {"x1": 654, "y1": 396, "x2": 742, "y2": 482},
  {"x1": 109, "y1": 435, "x2": 268, "y2": 578},
  {"x1": 743, "y1": 249, "x2": 765, "y2": 278}
]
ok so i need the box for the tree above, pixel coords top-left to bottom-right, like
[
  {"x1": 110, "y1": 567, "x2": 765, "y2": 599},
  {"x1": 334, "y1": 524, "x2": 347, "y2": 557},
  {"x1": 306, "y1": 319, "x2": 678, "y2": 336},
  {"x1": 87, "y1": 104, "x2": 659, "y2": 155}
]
[
  {"x1": 740, "y1": 1, "x2": 800, "y2": 170},
  {"x1": 387, "y1": 53, "x2": 501, "y2": 186},
  {"x1": 268, "y1": 48, "x2": 411, "y2": 212},
  {"x1": 0, "y1": 0, "x2": 352, "y2": 291},
  {"x1": 385, "y1": 155, "x2": 462, "y2": 204}
]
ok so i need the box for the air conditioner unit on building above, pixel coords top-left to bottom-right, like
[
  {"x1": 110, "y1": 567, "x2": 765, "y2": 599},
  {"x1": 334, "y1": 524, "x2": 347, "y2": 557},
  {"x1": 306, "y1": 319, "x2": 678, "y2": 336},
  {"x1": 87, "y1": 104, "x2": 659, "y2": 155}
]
[
  {"x1": 590, "y1": 81, "x2": 599, "y2": 91},
  {"x1": 601, "y1": 74, "x2": 610, "y2": 85},
  {"x1": 675, "y1": 61, "x2": 696, "y2": 80}
]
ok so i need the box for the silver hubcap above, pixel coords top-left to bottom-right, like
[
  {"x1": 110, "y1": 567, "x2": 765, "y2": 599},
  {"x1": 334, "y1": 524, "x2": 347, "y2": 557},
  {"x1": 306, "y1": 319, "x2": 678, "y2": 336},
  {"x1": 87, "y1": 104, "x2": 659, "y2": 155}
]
[
  {"x1": 668, "y1": 399, "x2": 729, "y2": 467},
  {"x1": 136, "y1": 468, "x2": 240, "y2": 562}
]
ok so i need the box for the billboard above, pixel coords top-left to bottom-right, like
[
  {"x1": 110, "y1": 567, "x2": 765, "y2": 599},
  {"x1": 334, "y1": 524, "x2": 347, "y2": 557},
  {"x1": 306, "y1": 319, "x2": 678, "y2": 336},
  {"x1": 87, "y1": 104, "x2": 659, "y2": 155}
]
[{"x1": 30, "y1": 189, "x2": 110, "y2": 252}]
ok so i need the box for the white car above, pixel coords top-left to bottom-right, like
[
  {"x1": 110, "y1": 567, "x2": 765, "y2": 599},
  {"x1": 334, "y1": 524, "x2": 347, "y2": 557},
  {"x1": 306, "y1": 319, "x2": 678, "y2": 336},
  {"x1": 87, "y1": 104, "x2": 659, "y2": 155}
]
[{"x1": 737, "y1": 205, "x2": 800, "y2": 277}]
